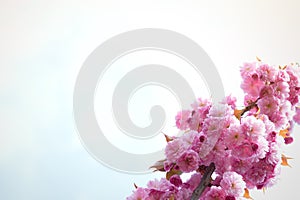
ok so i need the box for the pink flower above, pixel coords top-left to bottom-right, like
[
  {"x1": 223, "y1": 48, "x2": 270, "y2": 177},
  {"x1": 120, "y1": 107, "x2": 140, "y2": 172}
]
[
  {"x1": 293, "y1": 107, "x2": 300, "y2": 124},
  {"x1": 240, "y1": 62, "x2": 257, "y2": 77},
  {"x1": 244, "y1": 94, "x2": 258, "y2": 106},
  {"x1": 277, "y1": 69, "x2": 290, "y2": 82},
  {"x1": 213, "y1": 149, "x2": 232, "y2": 174},
  {"x1": 287, "y1": 64, "x2": 300, "y2": 82},
  {"x1": 286, "y1": 66, "x2": 300, "y2": 105},
  {"x1": 241, "y1": 116, "x2": 266, "y2": 139},
  {"x1": 220, "y1": 172, "x2": 246, "y2": 198},
  {"x1": 279, "y1": 101, "x2": 294, "y2": 119},
  {"x1": 241, "y1": 74, "x2": 264, "y2": 98},
  {"x1": 163, "y1": 161, "x2": 174, "y2": 172},
  {"x1": 199, "y1": 118, "x2": 225, "y2": 158},
  {"x1": 126, "y1": 187, "x2": 148, "y2": 200},
  {"x1": 177, "y1": 150, "x2": 199, "y2": 172},
  {"x1": 244, "y1": 166, "x2": 266, "y2": 189},
  {"x1": 251, "y1": 137, "x2": 269, "y2": 162},
  {"x1": 224, "y1": 124, "x2": 245, "y2": 149},
  {"x1": 259, "y1": 86, "x2": 274, "y2": 98},
  {"x1": 181, "y1": 130, "x2": 199, "y2": 146},
  {"x1": 221, "y1": 94, "x2": 237, "y2": 109},
  {"x1": 266, "y1": 142, "x2": 282, "y2": 165},
  {"x1": 274, "y1": 81, "x2": 290, "y2": 99},
  {"x1": 260, "y1": 114, "x2": 275, "y2": 134},
  {"x1": 232, "y1": 142, "x2": 255, "y2": 160},
  {"x1": 232, "y1": 137, "x2": 268, "y2": 162},
  {"x1": 204, "y1": 186, "x2": 226, "y2": 200},
  {"x1": 147, "y1": 178, "x2": 173, "y2": 191},
  {"x1": 169, "y1": 174, "x2": 182, "y2": 187},
  {"x1": 230, "y1": 158, "x2": 252, "y2": 175},
  {"x1": 258, "y1": 63, "x2": 277, "y2": 82},
  {"x1": 191, "y1": 132, "x2": 206, "y2": 153},
  {"x1": 191, "y1": 98, "x2": 212, "y2": 110},
  {"x1": 265, "y1": 163, "x2": 281, "y2": 188},
  {"x1": 176, "y1": 188, "x2": 192, "y2": 200},
  {"x1": 270, "y1": 111, "x2": 289, "y2": 130},
  {"x1": 188, "y1": 111, "x2": 203, "y2": 132},
  {"x1": 257, "y1": 96, "x2": 279, "y2": 116},
  {"x1": 208, "y1": 104, "x2": 233, "y2": 118},
  {"x1": 284, "y1": 136, "x2": 293, "y2": 144},
  {"x1": 165, "y1": 139, "x2": 186, "y2": 163},
  {"x1": 175, "y1": 110, "x2": 191, "y2": 130},
  {"x1": 243, "y1": 159, "x2": 280, "y2": 189}
]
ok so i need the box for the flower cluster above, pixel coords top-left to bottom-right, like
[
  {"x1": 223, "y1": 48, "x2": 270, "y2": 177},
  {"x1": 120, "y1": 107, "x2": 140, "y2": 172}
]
[
  {"x1": 127, "y1": 61, "x2": 300, "y2": 200},
  {"x1": 241, "y1": 62, "x2": 300, "y2": 141},
  {"x1": 127, "y1": 171, "x2": 245, "y2": 200}
]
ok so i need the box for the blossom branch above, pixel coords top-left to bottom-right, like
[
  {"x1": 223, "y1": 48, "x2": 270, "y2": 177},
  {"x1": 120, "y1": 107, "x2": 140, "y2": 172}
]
[
  {"x1": 127, "y1": 62, "x2": 300, "y2": 200},
  {"x1": 241, "y1": 98, "x2": 259, "y2": 116},
  {"x1": 190, "y1": 163, "x2": 215, "y2": 200}
]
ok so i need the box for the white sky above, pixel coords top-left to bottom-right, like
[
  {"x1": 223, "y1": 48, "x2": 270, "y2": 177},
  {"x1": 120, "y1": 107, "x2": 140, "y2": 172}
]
[{"x1": 1, "y1": 0, "x2": 300, "y2": 199}]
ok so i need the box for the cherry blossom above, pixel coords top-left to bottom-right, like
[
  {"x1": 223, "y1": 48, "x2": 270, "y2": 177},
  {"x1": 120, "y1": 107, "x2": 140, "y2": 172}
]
[{"x1": 127, "y1": 61, "x2": 299, "y2": 200}]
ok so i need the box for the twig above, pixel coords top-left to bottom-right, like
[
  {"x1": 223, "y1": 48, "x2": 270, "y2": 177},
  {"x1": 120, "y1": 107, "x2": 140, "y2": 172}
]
[
  {"x1": 190, "y1": 163, "x2": 215, "y2": 200},
  {"x1": 240, "y1": 98, "x2": 259, "y2": 116}
]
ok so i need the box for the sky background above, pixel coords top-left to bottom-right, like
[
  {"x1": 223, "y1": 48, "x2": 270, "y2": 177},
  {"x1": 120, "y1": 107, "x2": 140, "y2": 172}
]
[{"x1": 1, "y1": 0, "x2": 300, "y2": 199}]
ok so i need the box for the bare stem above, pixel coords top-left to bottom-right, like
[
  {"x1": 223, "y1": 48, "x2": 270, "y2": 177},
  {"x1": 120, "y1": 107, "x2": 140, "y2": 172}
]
[
  {"x1": 190, "y1": 163, "x2": 215, "y2": 200},
  {"x1": 241, "y1": 98, "x2": 259, "y2": 116}
]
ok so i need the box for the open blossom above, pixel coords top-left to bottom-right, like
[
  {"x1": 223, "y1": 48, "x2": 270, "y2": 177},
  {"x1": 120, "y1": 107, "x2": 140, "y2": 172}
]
[
  {"x1": 147, "y1": 178, "x2": 174, "y2": 191},
  {"x1": 224, "y1": 124, "x2": 245, "y2": 148},
  {"x1": 277, "y1": 69, "x2": 290, "y2": 82},
  {"x1": 176, "y1": 98, "x2": 212, "y2": 132},
  {"x1": 241, "y1": 116, "x2": 266, "y2": 138},
  {"x1": 252, "y1": 137, "x2": 269, "y2": 162},
  {"x1": 260, "y1": 114, "x2": 275, "y2": 134},
  {"x1": 165, "y1": 139, "x2": 186, "y2": 163},
  {"x1": 208, "y1": 104, "x2": 232, "y2": 118},
  {"x1": 220, "y1": 172, "x2": 246, "y2": 198},
  {"x1": 286, "y1": 65, "x2": 300, "y2": 105},
  {"x1": 180, "y1": 130, "x2": 199, "y2": 147},
  {"x1": 165, "y1": 131, "x2": 199, "y2": 169},
  {"x1": 240, "y1": 62, "x2": 257, "y2": 77},
  {"x1": 221, "y1": 94, "x2": 237, "y2": 109},
  {"x1": 293, "y1": 107, "x2": 300, "y2": 124},
  {"x1": 231, "y1": 142, "x2": 255, "y2": 160},
  {"x1": 127, "y1": 187, "x2": 148, "y2": 200},
  {"x1": 241, "y1": 73, "x2": 264, "y2": 98},
  {"x1": 257, "y1": 63, "x2": 278, "y2": 82},
  {"x1": 191, "y1": 97, "x2": 212, "y2": 110},
  {"x1": 175, "y1": 110, "x2": 191, "y2": 130},
  {"x1": 188, "y1": 111, "x2": 203, "y2": 131},
  {"x1": 274, "y1": 81, "x2": 290, "y2": 99},
  {"x1": 230, "y1": 158, "x2": 252, "y2": 175},
  {"x1": 177, "y1": 150, "x2": 199, "y2": 172},
  {"x1": 266, "y1": 141, "x2": 282, "y2": 165},
  {"x1": 203, "y1": 186, "x2": 226, "y2": 200},
  {"x1": 259, "y1": 85, "x2": 274, "y2": 97},
  {"x1": 257, "y1": 96, "x2": 279, "y2": 116},
  {"x1": 244, "y1": 160, "x2": 275, "y2": 189},
  {"x1": 176, "y1": 187, "x2": 192, "y2": 200}
]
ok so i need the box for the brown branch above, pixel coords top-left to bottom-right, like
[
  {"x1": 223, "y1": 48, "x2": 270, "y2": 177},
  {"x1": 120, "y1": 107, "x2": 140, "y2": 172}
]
[
  {"x1": 190, "y1": 163, "x2": 215, "y2": 200},
  {"x1": 240, "y1": 98, "x2": 259, "y2": 117}
]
